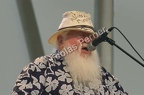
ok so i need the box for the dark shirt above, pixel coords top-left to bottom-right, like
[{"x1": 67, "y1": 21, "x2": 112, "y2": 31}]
[{"x1": 12, "y1": 51, "x2": 128, "y2": 95}]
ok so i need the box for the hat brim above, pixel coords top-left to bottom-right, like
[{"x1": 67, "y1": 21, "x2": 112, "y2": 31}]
[{"x1": 48, "y1": 28, "x2": 96, "y2": 47}]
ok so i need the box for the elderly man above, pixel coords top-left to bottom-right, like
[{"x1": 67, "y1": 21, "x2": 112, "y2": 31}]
[{"x1": 12, "y1": 11, "x2": 128, "y2": 95}]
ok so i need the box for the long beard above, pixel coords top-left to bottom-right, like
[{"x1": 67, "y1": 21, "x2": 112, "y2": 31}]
[{"x1": 64, "y1": 45, "x2": 102, "y2": 89}]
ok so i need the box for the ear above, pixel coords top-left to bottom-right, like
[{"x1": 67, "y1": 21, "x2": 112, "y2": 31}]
[
  {"x1": 57, "y1": 35, "x2": 63, "y2": 44},
  {"x1": 57, "y1": 35, "x2": 64, "y2": 50}
]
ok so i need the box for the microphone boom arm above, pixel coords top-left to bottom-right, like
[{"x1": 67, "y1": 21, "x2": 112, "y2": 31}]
[{"x1": 105, "y1": 37, "x2": 144, "y2": 67}]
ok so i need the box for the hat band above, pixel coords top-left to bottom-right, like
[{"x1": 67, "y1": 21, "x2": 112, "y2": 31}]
[{"x1": 58, "y1": 25, "x2": 95, "y2": 32}]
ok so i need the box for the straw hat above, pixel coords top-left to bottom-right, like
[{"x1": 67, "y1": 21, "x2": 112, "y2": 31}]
[{"x1": 48, "y1": 11, "x2": 96, "y2": 47}]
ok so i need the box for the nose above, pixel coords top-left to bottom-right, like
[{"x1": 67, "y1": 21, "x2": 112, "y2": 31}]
[{"x1": 82, "y1": 36, "x2": 91, "y2": 44}]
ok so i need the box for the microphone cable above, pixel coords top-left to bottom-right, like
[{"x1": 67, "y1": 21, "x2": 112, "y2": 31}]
[{"x1": 109, "y1": 27, "x2": 144, "y2": 62}]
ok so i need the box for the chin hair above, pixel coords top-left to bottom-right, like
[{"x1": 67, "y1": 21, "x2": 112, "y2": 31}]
[{"x1": 64, "y1": 47, "x2": 102, "y2": 89}]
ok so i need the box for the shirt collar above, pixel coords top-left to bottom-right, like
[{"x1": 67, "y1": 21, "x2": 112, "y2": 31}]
[{"x1": 53, "y1": 49, "x2": 64, "y2": 61}]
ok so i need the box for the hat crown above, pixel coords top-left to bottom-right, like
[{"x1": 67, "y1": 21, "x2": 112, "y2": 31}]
[
  {"x1": 48, "y1": 11, "x2": 97, "y2": 47},
  {"x1": 58, "y1": 11, "x2": 94, "y2": 30}
]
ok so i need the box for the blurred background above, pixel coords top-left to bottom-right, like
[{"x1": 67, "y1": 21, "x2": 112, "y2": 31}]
[{"x1": 0, "y1": 0, "x2": 144, "y2": 95}]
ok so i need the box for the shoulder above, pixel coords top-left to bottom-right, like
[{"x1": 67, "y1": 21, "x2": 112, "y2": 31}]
[
  {"x1": 33, "y1": 54, "x2": 55, "y2": 67},
  {"x1": 33, "y1": 52, "x2": 63, "y2": 68}
]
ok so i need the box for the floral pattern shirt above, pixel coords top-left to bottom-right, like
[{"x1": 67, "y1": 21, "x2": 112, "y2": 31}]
[{"x1": 12, "y1": 51, "x2": 128, "y2": 95}]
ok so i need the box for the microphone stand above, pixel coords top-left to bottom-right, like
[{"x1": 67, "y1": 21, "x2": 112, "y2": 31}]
[{"x1": 105, "y1": 37, "x2": 144, "y2": 67}]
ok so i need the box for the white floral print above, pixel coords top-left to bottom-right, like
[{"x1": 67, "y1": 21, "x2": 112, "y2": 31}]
[
  {"x1": 59, "y1": 84, "x2": 74, "y2": 95},
  {"x1": 12, "y1": 51, "x2": 128, "y2": 95},
  {"x1": 45, "y1": 77, "x2": 59, "y2": 92}
]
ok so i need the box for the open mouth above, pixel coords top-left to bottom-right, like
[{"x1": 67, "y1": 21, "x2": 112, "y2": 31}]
[{"x1": 82, "y1": 47, "x2": 89, "y2": 51}]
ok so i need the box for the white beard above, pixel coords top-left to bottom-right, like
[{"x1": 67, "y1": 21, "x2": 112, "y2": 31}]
[{"x1": 64, "y1": 45, "x2": 102, "y2": 89}]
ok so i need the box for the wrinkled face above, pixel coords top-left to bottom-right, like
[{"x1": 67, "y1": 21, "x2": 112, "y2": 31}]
[
  {"x1": 57, "y1": 30, "x2": 101, "y2": 88},
  {"x1": 57, "y1": 30, "x2": 96, "y2": 57}
]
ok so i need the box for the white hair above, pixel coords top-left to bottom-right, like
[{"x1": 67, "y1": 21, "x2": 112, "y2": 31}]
[{"x1": 64, "y1": 43, "x2": 102, "y2": 89}]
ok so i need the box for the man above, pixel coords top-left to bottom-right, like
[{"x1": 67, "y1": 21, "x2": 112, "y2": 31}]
[{"x1": 12, "y1": 11, "x2": 128, "y2": 95}]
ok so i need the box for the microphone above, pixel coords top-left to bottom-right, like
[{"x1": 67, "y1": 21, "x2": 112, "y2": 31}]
[{"x1": 87, "y1": 27, "x2": 114, "y2": 51}]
